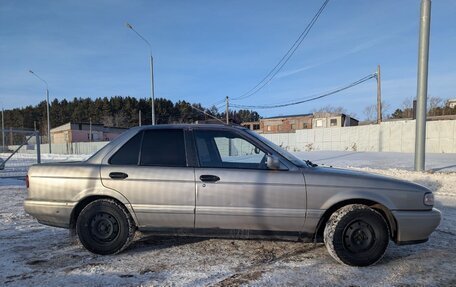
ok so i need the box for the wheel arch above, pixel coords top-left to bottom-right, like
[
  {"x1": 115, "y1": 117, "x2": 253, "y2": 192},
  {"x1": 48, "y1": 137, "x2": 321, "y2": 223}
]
[
  {"x1": 314, "y1": 198, "x2": 397, "y2": 242},
  {"x1": 69, "y1": 195, "x2": 138, "y2": 230}
]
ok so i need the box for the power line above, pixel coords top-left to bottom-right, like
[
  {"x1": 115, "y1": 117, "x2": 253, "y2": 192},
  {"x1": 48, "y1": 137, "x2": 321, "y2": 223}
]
[
  {"x1": 209, "y1": 98, "x2": 226, "y2": 107},
  {"x1": 189, "y1": 104, "x2": 226, "y2": 124},
  {"x1": 231, "y1": 73, "x2": 376, "y2": 109},
  {"x1": 231, "y1": 0, "x2": 330, "y2": 102}
]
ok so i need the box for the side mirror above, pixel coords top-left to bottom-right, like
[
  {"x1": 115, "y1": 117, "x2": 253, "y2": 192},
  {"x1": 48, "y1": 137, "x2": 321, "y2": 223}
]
[{"x1": 266, "y1": 154, "x2": 280, "y2": 170}]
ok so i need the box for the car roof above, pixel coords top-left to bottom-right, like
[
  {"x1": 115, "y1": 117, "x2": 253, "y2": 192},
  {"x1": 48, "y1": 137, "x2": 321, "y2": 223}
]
[{"x1": 134, "y1": 123, "x2": 247, "y2": 131}]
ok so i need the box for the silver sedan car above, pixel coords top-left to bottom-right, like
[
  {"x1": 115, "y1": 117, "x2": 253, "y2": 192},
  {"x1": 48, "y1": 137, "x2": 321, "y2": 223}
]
[{"x1": 24, "y1": 124, "x2": 441, "y2": 266}]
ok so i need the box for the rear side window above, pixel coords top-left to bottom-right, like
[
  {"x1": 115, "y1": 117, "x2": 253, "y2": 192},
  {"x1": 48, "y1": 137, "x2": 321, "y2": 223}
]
[
  {"x1": 140, "y1": 129, "x2": 187, "y2": 167},
  {"x1": 109, "y1": 132, "x2": 142, "y2": 165}
]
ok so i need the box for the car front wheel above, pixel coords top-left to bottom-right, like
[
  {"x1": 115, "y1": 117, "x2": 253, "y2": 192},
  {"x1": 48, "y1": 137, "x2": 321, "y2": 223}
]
[
  {"x1": 76, "y1": 199, "x2": 135, "y2": 255},
  {"x1": 323, "y1": 204, "x2": 389, "y2": 266}
]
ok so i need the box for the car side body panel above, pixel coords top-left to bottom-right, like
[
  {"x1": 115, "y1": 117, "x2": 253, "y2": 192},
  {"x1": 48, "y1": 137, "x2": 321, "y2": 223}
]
[
  {"x1": 194, "y1": 167, "x2": 306, "y2": 231},
  {"x1": 100, "y1": 165, "x2": 196, "y2": 228},
  {"x1": 24, "y1": 163, "x2": 140, "y2": 228}
]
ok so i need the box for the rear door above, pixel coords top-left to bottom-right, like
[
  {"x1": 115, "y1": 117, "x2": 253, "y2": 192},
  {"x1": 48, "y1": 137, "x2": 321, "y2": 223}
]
[
  {"x1": 100, "y1": 128, "x2": 195, "y2": 228},
  {"x1": 192, "y1": 129, "x2": 306, "y2": 232}
]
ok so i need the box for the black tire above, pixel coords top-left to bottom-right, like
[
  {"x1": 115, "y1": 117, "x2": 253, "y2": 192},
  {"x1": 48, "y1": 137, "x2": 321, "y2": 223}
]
[
  {"x1": 76, "y1": 199, "x2": 135, "y2": 255},
  {"x1": 323, "y1": 204, "x2": 389, "y2": 266}
]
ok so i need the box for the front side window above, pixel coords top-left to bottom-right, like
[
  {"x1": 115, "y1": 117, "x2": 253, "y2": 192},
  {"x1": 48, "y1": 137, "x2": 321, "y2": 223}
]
[
  {"x1": 194, "y1": 130, "x2": 267, "y2": 169},
  {"x1": 246, "y1": 130, "x2": 306, "y2": 168},
  {"x1": 140, "y1": 129, "x2": 187, "y2": 167}
]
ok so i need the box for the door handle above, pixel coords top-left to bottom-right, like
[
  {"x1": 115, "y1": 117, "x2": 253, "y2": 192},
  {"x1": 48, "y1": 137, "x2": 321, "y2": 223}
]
[
  {"x1": 109, "y1": 172, "x2": 128, "y2": 179},
  {"x1": 199, "y1": 174, "x2": 220, "y2": 183}
]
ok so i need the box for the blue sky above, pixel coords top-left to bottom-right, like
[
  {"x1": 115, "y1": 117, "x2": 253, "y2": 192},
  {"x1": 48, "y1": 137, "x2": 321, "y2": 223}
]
[{"x1": 0, "y1": 0, "x2": 455, "y2": 119}]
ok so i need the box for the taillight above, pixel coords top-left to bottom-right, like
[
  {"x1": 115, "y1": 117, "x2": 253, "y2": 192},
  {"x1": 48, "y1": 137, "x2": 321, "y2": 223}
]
[{"x1": 26, "y1": 174, "x2": 29, "y2": 188}]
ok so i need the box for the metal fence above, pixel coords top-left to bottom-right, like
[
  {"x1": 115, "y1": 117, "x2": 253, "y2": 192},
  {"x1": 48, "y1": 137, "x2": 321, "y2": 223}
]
[
  {"x1": 0, "y1": 129, "x2": 41, "y2": 179},
  {"x1": 8, "y1": 141, "x2": 108, "y2": 155}
]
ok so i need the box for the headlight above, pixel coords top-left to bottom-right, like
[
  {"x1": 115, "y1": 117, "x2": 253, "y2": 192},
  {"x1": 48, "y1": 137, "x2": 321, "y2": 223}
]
[{"x1": 424, "y1": 192, "x2": 434, "y2": 206}]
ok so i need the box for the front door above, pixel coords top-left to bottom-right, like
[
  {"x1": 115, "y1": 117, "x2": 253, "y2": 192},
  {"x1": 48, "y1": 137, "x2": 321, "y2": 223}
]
[
  {"x1": 192, "y1": 129, "x2": 306, "y2": 232},
  {"x1": 101, "y1": 128, "x2": 195, "y2": 229}
]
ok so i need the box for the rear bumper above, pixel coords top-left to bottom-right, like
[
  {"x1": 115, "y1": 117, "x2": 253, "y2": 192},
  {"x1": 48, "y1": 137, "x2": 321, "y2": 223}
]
[
  {"x1": 392, "y1": 208, "x2": 441, "y2": 244},
  {"x1": 24, "y1": 199, "x2": 75, "y2": 228}
]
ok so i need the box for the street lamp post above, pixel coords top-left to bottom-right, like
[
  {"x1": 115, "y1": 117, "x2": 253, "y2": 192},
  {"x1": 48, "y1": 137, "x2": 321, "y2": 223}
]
[
  {"x1": 29, "y1": 70, "x2": 52, "y2": 153},
  {"x1": 126, "y1": 22, "x2": 156, "y2": 125}
]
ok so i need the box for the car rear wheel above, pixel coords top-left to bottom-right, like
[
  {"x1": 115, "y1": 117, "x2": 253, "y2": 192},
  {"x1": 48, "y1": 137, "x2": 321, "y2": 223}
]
[
  {"x1": 76, "y1": 199, "x2": 135, "y2": 255},
  {"x1": 323, "y1": 204, "x2": 389, "y2": 266}
]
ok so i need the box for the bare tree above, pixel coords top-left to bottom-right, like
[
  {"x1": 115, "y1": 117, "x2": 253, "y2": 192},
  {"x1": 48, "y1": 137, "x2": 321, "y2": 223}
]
[
  {"x1": 428, "y1": 96, "x2": 443, "y2": 116},
  {"x1": 363, "y1": 104, "x2": 376, "y2": 121},
  {"x1": 312, "y1": 105, "x2": 349, "y2": 118},
  {"x1": 381, "y1": 101, "x2": 391, "y2": 119},
  {"x1": 113, "y1": 111, "x2": 128, "y2": 128},
  {"x1": 102, "y1": 115, "x2": 114, "y2": 127},
  {"x1": 401, "y1": 97, "x2": 414, "y2": 118},
  {"x1": 312, "y1": 105, "x2": 347, "y2": 114},
  {"x1": 363, "y1": 101, "x2": 390, "y2": 121}
]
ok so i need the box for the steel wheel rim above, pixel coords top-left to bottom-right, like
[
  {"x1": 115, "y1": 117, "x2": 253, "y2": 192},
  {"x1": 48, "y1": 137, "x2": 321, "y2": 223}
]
[
  {"x1": 89, "y1": 212, "x2": 120, "y2": 243},
  {"x1": 343, "y1": 220, "x2": 376, "y2": 253}
]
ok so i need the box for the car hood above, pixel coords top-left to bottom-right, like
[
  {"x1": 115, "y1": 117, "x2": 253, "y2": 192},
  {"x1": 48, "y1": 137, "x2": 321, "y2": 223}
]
[{"x1": 303, "y1": 166, "x2": 430, "y2": 194}]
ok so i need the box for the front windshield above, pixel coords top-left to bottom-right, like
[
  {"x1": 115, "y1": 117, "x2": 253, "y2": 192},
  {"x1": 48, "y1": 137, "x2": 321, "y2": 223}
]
[{"x1": 246, "y1": 130, "x2": 308, "y2": 167}]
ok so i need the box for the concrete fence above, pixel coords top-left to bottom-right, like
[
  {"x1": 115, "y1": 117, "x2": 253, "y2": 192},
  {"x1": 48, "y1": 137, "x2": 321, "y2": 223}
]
[
  {"x1": 261, "y1": 119, "x2": 456, "y2": 153},
  {"x1": 8, "y1": 119, "x2": 456, "y2": 155}
]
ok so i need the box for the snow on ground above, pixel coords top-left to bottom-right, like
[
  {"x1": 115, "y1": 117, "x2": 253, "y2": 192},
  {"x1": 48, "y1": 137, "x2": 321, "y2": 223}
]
[{"x1": 0, "y1": 151, "x2": 455, "y2": 286}]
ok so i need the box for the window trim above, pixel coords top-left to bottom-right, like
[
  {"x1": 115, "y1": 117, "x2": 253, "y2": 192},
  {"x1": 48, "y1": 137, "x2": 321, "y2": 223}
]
[{"x1": 137, "y1": 131, "x2": 145, "y2": 165}]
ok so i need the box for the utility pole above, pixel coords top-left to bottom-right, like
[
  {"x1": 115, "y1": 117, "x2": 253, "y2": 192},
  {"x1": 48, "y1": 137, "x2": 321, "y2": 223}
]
[
  {"x1": 1, "y1": 108, "x2": 4, "y2": 150},
  {"x1": 376, "y1": 65, "x2": 382, "y2": 124},
  {"x1": 139, "y1": 110, "x2": 142, "y2": 126},
  {"x1": 89, "y1": 118, "x2": 92, "y2": 143},
  {"x1": 225, "y1": 96, "x2": 229, "y2": 124},
  {"x1": 414, "y1": 0, "x2": 432, "y2": 172},
  {"x1": 46, "y1": 88, "x2": 51, "y2": 153}
]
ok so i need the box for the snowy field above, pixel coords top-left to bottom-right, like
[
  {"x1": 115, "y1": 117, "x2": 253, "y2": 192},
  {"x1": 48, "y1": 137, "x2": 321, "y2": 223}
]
[{"x1": 0, "y1": 151, "x2": 455, "y2": 286}]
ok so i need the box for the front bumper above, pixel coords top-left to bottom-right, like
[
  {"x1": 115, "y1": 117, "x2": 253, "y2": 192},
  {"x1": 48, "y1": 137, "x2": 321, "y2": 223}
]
[
  {"x1": 24, "y1": 199, "x2": 75, "y2": 228},
  {"x1": 392, "y1": 208, "x2": 441, "y2": 244}
]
